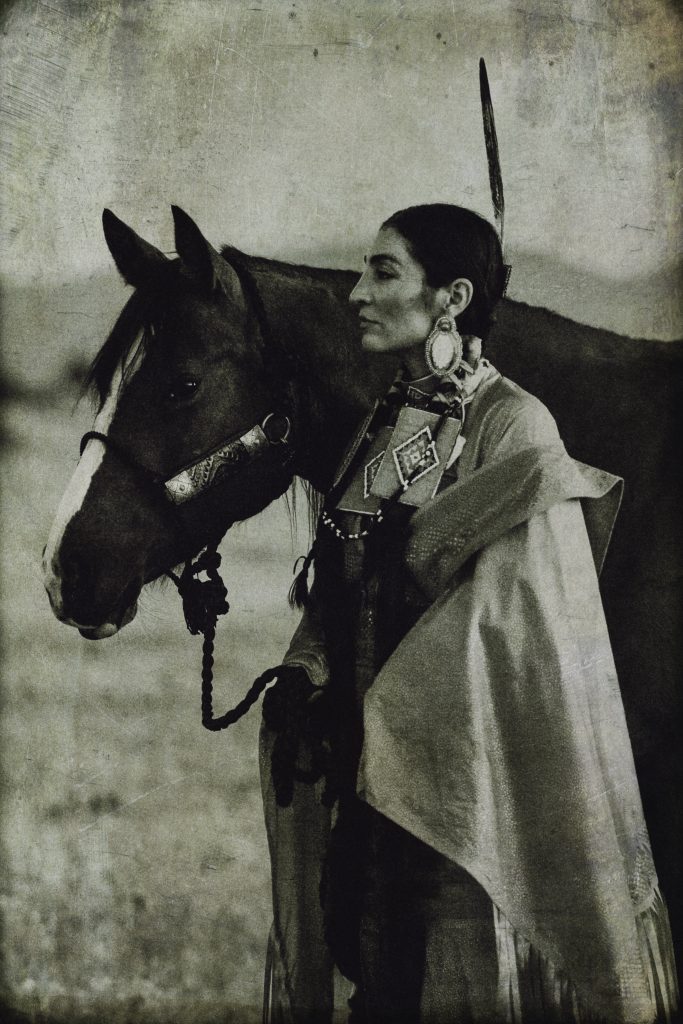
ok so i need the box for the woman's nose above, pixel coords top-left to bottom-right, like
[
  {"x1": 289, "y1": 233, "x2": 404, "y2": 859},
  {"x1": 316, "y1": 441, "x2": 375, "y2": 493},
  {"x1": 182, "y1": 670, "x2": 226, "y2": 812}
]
[{"x1": 349, "y1": 269, "x2": 370, "y2": 305}]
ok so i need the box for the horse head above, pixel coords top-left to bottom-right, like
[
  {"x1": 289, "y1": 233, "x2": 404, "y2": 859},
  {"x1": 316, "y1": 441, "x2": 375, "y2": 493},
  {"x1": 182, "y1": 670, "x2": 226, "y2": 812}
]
[{"x1": 43, "y1": 207, "x2": 307, "y2": 638}]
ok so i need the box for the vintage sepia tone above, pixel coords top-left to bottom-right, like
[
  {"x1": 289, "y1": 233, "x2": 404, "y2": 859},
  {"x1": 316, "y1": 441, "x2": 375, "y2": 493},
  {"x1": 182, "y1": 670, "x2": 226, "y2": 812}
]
[{"x1": 1, "y1": 1, "x2": 680, "y2": 1021}]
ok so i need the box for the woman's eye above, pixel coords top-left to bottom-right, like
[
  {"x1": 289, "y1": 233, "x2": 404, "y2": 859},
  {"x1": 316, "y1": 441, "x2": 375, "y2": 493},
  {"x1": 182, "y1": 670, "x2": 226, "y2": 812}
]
[
  {"x1": 375, "y1": 269, "x2": 394, "y2": 280},
  {"x1": 166, "y1": 378, "x2": 200, "y2": 403}
]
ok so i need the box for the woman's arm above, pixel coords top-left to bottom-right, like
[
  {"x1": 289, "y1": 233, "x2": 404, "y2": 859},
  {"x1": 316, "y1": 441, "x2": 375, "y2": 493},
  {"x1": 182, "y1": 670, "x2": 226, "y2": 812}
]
[{"x1": 282, "y1": 586, "x2": 329, "y2": 689}]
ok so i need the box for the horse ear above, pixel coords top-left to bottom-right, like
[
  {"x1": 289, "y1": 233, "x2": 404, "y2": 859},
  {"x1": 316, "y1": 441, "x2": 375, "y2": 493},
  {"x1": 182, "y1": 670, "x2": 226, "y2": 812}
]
[
  {"x1": 102, "y1": 209, "x2": 167, "y2": 287},
  {"x1": 171, "y1": 205, "x2": 242, "y2": 303}
]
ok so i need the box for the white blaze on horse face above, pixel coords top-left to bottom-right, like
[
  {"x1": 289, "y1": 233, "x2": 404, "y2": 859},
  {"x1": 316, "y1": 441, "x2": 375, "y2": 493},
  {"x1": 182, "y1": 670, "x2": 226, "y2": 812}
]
[{"x1": 43, "y1": 336, "x2": 145, "y2": 619}]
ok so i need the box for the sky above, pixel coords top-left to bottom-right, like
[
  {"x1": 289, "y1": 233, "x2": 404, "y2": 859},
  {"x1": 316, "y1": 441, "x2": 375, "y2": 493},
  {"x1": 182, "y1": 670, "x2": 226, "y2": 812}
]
[{"x1": 1, "y1": 0, "x2": 681, "y2": 339}]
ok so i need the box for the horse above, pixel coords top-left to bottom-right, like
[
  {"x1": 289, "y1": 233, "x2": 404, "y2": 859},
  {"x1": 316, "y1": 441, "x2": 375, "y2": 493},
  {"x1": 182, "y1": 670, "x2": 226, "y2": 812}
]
[{"x1": 43, "y1": 205, "x2": 682, "y2": 981}]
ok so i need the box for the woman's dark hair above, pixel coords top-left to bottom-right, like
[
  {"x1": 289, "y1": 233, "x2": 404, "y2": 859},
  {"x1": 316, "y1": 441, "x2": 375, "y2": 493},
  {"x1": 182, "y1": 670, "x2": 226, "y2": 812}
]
[{"x1": 381, "y1": 204, "x2": 506, "y2": 340}]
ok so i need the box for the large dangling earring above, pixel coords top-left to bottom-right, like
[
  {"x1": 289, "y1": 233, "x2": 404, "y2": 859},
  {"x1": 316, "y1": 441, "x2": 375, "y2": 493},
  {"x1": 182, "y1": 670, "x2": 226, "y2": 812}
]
[{"x1": 424, "y1": 312, "x2": 463, "y2": 377}]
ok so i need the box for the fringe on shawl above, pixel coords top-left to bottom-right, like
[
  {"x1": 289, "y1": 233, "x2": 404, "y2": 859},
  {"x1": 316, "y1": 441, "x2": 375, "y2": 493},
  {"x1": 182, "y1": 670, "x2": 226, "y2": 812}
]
[
  {"x1": 494, "y1": 888, "x2": 678, "y2": 1024},
  {"x1": 263, "y1": 921, "x2": 342, "y2": 1024},
  {"x1": 264, "y1": 897, "x2": 679, "y2": 1024},
  {"x1": 263, "y1": 923, "x2": 294, "y2": 1024},
  {"x1": 634, "y1": 888, "x2": 679, "y2": 1023},
  {"x1": 263, "y1": 889, "x2": 678, "y2": 1023}
]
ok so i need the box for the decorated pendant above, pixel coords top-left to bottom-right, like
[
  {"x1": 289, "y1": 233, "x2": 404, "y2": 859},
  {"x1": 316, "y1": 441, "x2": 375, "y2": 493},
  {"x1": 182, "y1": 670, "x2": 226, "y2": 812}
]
[
  {"x1": 371, "y1": 406, "x2": 462, "y2": 507},
  {"x1": 335, "y1": 427, "x2": 393, "y2": 515},
  {"x1": 392, "y1": 426, "x2": 439, "y2": 488}
]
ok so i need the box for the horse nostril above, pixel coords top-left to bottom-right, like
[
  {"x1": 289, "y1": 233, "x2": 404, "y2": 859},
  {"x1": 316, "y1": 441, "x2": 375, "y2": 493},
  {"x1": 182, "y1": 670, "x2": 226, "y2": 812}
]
[
  {"x1": 62, "y1": 555, "x2": 85, "y2": 589},
  {"x1": 50, "y1": 553, "x2": 93, "y2": 621}
]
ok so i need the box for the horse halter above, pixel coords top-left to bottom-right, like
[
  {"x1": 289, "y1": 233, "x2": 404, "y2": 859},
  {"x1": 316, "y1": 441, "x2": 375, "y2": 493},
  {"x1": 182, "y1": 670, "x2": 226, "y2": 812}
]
[
  {"x1": 77, "y1": 253, "x2": 297, "y2": 732},
  {"x1": 164, "y1": 413, "x2": 292, "y2": 503},
  {"x1": 79, "y1": 411, "x2": 293, "y2": 504}
]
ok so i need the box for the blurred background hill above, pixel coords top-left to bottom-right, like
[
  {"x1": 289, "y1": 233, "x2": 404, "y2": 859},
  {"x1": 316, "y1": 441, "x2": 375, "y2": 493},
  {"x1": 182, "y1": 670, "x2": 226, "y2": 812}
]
[{"x1": 2, "y1": 252, "x2": 682, "y2": 401}]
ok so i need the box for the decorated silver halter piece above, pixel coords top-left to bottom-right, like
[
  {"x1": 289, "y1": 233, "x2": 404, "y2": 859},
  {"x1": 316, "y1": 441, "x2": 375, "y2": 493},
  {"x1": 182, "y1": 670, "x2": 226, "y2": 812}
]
[
  {"x1": 79, "y1": 411, "x2": 292, "y2": 507},
  {"x1": 164, "y1": 413, "x2": 292, "y2": 504}
]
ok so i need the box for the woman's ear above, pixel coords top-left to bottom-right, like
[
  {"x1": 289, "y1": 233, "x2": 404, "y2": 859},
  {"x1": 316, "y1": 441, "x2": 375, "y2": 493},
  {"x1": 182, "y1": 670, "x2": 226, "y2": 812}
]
[{"x1": 447, "y1": 278, "x2": 473, "y2": 318}]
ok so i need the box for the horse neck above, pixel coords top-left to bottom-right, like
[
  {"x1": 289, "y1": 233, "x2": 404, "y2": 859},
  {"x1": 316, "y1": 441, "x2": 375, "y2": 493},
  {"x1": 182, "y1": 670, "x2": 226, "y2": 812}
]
[{"x1": 246, "y1": 260, "x2": 394, "y2": 492}]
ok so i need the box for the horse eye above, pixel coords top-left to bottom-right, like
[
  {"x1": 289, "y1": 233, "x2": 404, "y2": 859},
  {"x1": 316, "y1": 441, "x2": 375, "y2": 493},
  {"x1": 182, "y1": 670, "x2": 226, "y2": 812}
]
[{"x1": 166, "y1": 377, "x2": 200, "y2": 403}]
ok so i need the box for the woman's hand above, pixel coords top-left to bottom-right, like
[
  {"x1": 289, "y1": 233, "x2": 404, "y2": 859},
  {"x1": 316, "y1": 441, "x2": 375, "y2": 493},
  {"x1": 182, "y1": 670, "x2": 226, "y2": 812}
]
[{"x1": 262, "y1": 666, "x2": 335, "y2": 808}]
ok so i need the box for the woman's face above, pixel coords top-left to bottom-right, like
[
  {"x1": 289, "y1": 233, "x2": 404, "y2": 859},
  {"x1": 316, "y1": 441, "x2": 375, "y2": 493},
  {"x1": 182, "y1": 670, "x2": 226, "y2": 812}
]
[{"x1": 350, "y1": 226, "x2": 448, "y2": 354}]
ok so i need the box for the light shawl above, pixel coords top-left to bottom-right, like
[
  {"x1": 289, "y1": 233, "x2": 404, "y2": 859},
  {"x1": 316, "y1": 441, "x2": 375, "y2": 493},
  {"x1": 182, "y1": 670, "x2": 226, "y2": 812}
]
[{"x1": 261, "y1": 373, "x2": 677, "y2": 1023}]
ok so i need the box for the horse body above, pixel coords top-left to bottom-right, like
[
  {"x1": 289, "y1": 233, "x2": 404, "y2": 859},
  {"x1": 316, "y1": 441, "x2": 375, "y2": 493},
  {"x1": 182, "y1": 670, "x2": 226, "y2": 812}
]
[{"x1": 43, "y1": 207, "x2": 682, "y2": 973}]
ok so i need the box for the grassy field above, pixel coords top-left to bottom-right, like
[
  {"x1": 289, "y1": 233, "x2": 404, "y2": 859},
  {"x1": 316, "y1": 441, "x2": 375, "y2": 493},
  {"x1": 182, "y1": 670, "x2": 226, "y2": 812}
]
[{"x1": 1, "y1": 389, "x2": 309, "y2": 1022}]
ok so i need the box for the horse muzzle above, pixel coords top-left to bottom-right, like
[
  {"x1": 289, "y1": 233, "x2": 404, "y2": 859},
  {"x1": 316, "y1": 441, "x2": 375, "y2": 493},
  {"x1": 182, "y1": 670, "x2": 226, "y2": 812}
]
[
  {"x1": 75, "y1": 599, "x2": 139, "y2": 640},
  {"x1": 44, "y1": 553, "x2": 142, "y2": 639}
]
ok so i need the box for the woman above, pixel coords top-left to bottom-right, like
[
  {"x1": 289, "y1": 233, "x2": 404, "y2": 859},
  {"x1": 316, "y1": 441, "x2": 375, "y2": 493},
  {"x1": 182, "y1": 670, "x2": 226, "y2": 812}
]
[{"x1": 260, "y1": 205, "x2": 678, "y2": 1023}]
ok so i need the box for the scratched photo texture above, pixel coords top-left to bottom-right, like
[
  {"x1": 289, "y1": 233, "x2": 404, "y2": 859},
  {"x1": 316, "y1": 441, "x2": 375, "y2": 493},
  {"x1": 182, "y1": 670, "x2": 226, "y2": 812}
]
[{"x1": 1, "y1": 1, "x2": 680, "y2": 1022}]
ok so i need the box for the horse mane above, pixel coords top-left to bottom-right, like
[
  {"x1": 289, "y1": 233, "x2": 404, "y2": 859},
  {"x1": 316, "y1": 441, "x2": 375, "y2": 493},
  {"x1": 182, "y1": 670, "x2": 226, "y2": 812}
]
[
  {"x1": 219, "y1": 248, "x2": 342, "y2": 534},
  {"x1": 84, "y1": 265, "x2": 184, "y2": 409},
  {"x1": 220, "y1": 245, "x2": 356, "y2": 287}
]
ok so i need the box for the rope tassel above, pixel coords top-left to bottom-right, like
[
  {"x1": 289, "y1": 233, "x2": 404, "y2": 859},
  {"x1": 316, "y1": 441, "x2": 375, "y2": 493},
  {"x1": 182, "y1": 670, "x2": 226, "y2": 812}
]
[
  {"x1": 172, "y1": 547, "x2": 230, "y2": 635},
  {"x1": 288, "y1": 543, "x2": 316, "y2": 609},
  {"x1": 166, "y1": 544, "x2": 278, "y2": 732}
]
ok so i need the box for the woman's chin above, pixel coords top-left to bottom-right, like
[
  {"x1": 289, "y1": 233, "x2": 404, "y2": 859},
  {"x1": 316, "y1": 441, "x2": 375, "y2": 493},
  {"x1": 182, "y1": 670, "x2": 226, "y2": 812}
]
[
  {"x1": 361, "y1": 332, "x2": 416, "y2": 360},
  {"x1": 361, "y1": 331, "x2": 389, "y2": 352}
]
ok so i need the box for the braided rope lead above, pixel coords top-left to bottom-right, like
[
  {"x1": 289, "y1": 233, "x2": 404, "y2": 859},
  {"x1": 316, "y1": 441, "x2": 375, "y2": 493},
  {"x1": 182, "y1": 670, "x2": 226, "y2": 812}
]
[
  {"x1": 202, "y1": 638, "x2": 280, "y2": 731},
  {"x1": 166, "y1": 545, "x2": 281, "y2": 732}
]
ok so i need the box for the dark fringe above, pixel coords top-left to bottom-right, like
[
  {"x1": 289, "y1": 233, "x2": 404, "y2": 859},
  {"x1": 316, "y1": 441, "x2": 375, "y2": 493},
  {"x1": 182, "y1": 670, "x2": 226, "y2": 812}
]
[
  {"x1": 301, "y1": 478, "x2": 323, "y2": 541},
  {"x1": 288, "y1": 544, "x2": 315, "y2": 609},
  {"x1": 283, "y1": 476, "x2": 321, "y2": 545}
]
